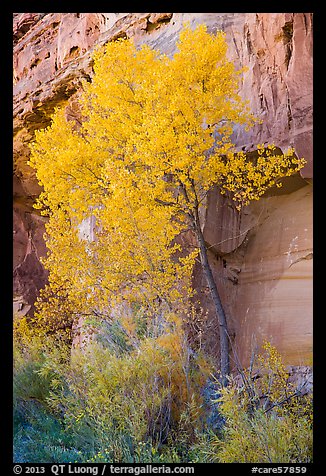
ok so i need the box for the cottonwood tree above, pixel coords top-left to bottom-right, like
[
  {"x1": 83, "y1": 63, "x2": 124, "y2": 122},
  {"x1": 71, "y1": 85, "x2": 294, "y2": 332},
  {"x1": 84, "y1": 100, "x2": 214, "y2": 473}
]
[{"x1": 29, "y1": 24, "x2": 305, "y2": 385}]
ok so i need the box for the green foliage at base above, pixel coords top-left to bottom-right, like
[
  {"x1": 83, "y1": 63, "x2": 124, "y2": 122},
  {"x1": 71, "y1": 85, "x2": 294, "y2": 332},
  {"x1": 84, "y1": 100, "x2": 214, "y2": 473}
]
[{"x1": 14, "y1": 318, "x2": 312, "y2": 463}]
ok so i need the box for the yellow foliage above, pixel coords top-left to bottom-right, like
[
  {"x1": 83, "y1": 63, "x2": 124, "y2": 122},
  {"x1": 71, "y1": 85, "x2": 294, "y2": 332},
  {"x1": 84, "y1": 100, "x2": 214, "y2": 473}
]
[
  {"x1": 28, "y1": 24, "x2": 305, "y2": 335},
  {"x1": 120, "y1": 316, "x2": 137, "y2": 338}
]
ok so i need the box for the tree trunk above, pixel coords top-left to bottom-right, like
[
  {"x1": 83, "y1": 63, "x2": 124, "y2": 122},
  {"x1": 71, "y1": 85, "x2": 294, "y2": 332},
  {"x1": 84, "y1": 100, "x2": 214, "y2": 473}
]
[{"x1": 193, "y1": 206, "x2": 230, "y2": 386}]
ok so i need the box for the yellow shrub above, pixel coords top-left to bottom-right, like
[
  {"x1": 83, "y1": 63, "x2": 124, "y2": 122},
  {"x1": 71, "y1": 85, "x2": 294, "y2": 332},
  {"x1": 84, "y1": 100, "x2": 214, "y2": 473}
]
[{"x1": 192, "y1": 342, "x2": 313, "y2": 463}]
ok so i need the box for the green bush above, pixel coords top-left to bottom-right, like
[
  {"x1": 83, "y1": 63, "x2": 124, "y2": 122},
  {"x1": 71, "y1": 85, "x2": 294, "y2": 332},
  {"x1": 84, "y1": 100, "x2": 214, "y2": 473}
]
[
  {"x1": 13, "y1": 317, "x2": 81, "y2": 463},
  {"x1": 14, "y1": 316, "x2": 312, "y2": 463},
  {"x1": 13, "y1": 313, "x2": 210, "y2": 463}
]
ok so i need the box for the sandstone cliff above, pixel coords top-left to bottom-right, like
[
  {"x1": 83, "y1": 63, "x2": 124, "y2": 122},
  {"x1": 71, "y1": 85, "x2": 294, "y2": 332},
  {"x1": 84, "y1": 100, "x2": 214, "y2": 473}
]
[{"x1": 13, "y1": 13, "x2": 312, "y2": 365}]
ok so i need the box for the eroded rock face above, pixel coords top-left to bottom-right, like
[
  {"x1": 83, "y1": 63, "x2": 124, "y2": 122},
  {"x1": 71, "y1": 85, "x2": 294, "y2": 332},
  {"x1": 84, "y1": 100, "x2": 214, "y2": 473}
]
[
  {"x1": 196, "y1": 178, "x2": 312, "y2": 367},
  {"x1": 13, "y1": 13, "x2": 312, "y2": 366},
  {"x1": 13, "y1": 203, "x2": 48, "y2": 316}
]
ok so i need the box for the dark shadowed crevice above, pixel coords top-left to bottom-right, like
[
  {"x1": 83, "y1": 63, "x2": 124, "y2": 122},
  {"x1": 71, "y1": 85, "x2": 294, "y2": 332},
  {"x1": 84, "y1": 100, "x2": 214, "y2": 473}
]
[{"x1": 282, "y1": 21, "x2": 293, "y2": 69}]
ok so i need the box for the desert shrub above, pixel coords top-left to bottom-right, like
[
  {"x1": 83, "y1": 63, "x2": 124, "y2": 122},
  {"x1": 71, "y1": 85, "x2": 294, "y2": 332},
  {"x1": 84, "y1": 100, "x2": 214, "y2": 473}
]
[
  {"x1": 14, "y1": 310, "x2": 212, "y2": 463},
  {"x1": 13, "y1": 317, "x2": 82, "y2": 463},
  {"x1": 45, "y1": 312, "x2": 211, "y2": 461},
  {"x1": 15, "y1": 313, "x2": 311, "y2": 463},
  {"x1": 191, "y1": 341, "x2": 313, "y2": 463},
  {"x1": 87, "y1": 440, "x2": 181, "y2": 463},
  {"x1": 14, "y1": 316, "x2": 68, "y2": 418}
]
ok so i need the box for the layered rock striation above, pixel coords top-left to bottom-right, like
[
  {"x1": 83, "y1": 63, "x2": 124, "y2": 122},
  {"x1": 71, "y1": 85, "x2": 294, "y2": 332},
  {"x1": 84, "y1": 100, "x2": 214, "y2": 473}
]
[{"x1": 13, "y1": 13, "x2": 313, "y2": 365}]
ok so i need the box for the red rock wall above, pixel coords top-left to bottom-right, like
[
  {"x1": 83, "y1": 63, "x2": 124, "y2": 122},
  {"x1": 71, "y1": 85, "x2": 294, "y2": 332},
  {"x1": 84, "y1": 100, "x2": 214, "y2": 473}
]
[{"x1": 13, "y1": 13, "x2": 313, "y2": 365}]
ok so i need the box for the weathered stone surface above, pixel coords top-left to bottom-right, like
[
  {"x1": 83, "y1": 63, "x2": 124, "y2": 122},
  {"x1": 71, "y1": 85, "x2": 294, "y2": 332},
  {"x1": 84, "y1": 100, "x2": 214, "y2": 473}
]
[
  {"x1": 287, "y1": 365, "x2": 313, "y2": 395},
  {"x1": 13, "y1": 13, "x2": 313, "y2": 366},
  {"x1": 230, "y1": 182, "x2": 313, "y2": 366},
  {"x1": 13, "y1": 13, "x2": 47, "y2": 46},
  {"x1": 13, "y1": 204, "x2": 48, "y2": 316},
  {"x1": 196, "y1": 179, "x2": 312, "y2": 366}
]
